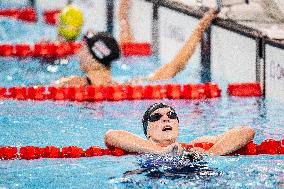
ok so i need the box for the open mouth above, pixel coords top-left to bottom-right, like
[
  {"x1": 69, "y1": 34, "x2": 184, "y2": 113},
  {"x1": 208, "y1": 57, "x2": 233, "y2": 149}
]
[{"x1": 162, "y1": 125, "x2": 172, "y2": 131}]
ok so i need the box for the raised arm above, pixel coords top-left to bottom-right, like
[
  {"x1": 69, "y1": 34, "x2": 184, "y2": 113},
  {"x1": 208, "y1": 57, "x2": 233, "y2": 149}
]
[
  {"x1": 147, "y1": 9, "x2": 217, "y2": 81},
  {"x1": 190, "y1": 126, "x2": 255, "y2": 156},
  {"x1": 118, "y1": 0, "x2": 135, "y2": 43},
  {"x1": 104, "y1": 129, "x2": 180, "y2": 155}
]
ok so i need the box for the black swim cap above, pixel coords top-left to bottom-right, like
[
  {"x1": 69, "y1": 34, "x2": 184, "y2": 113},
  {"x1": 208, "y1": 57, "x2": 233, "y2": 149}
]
[
  {"x1": 84, "y1": 31, "x2": 120, "y2": 68},
  {"x1": 142, "y1": 103, "x2": 179, "y2": 137}
]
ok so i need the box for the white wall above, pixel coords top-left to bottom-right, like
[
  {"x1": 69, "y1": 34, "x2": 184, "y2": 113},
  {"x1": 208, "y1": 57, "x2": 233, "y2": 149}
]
[
  {"x1": 113, "y1": 0, "x2": 153, "y2": 42},
  {"x1": 265, "y1": 45, "x2": 284, "y2": 102},
  {"x1": 35, "y1": 0, "x2": 107, "y2": 32},
  {"x1": 159, "y1": 7, "x2": 200, "y2": 65},
  {"x1": 73, "y1": 0, "x2": 107, "y2": 32},
  {"x1": 211, "y1": 26, "x2": 256, "y2": 86},
  {"x1": 36, "y1": 0, "x2": 68, "y2": 10}
]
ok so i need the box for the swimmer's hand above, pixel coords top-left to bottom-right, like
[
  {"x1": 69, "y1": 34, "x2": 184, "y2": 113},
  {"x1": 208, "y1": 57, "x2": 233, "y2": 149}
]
[
  {"x1": 181, "y1": 149, "x2": 204, "y2": 162},
  {"x1": 157, "y1": 142, "x2": 183, "y2": 156},
  {"x1": 201, "y1": 9, "x2": 218, "y2": 26},
  {"x1": 51, "y1": 76, "x2": 88, "y2": 86}
]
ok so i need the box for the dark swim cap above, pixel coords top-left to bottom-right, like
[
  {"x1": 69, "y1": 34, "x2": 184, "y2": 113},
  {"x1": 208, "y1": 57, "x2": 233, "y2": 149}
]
[
  {"x1": 84, "y1": 31, "x2": 120, "y2": 68},
  {"x1": 142, "y1": 103, "x2": 179, "y2": 137}
]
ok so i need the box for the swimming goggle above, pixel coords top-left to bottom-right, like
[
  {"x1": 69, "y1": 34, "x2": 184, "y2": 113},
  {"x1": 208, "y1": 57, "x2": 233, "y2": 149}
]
[{"x1": 148, "y1": 111, "x2": 178, "y2": 122}]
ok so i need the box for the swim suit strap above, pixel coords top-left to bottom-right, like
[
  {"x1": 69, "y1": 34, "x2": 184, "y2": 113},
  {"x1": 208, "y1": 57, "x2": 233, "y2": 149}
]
[{"x1": 85, "y1": 76, "x2": 92, "y2": 85}]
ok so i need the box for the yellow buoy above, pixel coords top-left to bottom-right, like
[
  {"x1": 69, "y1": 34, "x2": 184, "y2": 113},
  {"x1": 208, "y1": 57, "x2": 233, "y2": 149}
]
[{"x1": 57, "y1": 5, "x2": 84, "y2": 41}]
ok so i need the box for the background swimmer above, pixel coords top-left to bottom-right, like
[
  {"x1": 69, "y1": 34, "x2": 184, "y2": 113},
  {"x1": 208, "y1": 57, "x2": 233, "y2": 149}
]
[
  {"x1": 53, "y1": 9, "x2": 217, "y2": 86},
  {"x1": 104, "y1": 103, "x2": 255, "y2": 156},
  {"x1": 40, "y1": 5, "x2": 84, "y2": 66},
  {"x1": 57, "y1": 4, "x2": 84, "y2": 42}
]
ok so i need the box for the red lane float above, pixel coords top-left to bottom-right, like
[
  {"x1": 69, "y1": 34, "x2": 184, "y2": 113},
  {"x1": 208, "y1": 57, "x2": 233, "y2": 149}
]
[
  {"x1": 43, "y1": 9, "x2": 60, "y2": 25},
  {"x1": 0, "y1": 44, "x2": 13, "y2": 56},
  {"x1": 0, "y1": 139, "x2": 283, "y2": 160},
  {"x1": 0, "y1": 83, "x2": 221, "y2": 101},
  {"x1": 0, "y1": 42, "x2": 82, "y2": 58},
  {"x1": 121, "y1": 42, "x2": 152, "y2": 57},
  {"x1": 0, "y1": 41, "x2": 150, "y2": 59},
  {"x1": 227, "y1": 82, "x2": 262, "y2": 97},
  {"x1": 0, "y1": 7, "x2": 37, "y2": 22}
]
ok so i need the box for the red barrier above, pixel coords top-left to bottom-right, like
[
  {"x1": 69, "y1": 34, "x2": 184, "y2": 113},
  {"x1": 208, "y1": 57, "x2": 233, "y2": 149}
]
[
  {"x1": 166, "y1": 84, "x2": 182, "y2": 99},
  {"x1": 0, "y1": 146, "x2": 17, "y2": 160},
  {"x1": 20, "y1": 146, "x2": 44, "y2": 160},
  {"x1": 0, "y1": 83, "x2": 223, "y2": 102},
  {"x1": 111, "y1": 148, "x2": 126, "y2": 156},
  {"x1": 143, "y1": 85, "x2": 166, "y2": 99},
  {"x1": 43, "y1": 146, "x2": 60, "y2": 158},
  {"x1": 0, "y1": 42, "x2": 81, "y2": 58},
  {"x1": 86, "y1": 86, "x2": 105, "y2": 101},
  {"x1": 43, "y1": 9, "x2": 60, "y2": 25},
  {"x1": 65, "y1": 86, "x2": 85, "y2": 101},
  {"x1": 54, "y1": 42, "x2": 72, "y2": 57},
  {"x1": 0, "y1": 44, "x2": 14, "y2": 56},
  {"x1": 85, "y1": 146, "x2": 103, "y2": 157},
  {"x1": 205, "y1": 82, "x2": 221, "y2": 98},
  {"x1": 14, "y1": 44, "x2": 33, "y2": 57},
  {"x1": 227, "y1": 83, "x2": 262, "y2": 97},
  {"x1": 125, "y1": 85, "x2": 144, "y2": 100},
  {"x1": 34, "y1": 43, "x2": 55, "y2": 57},
  {"x1": 0, "y1": 8, "x2": 19, "y2": 17},
  {"x1": 121, "y1": 42, "x2": 152, "y2": 57},
  {"x1": 69, "y1": 42, "x2": 82, "y2": 54},
  {"x1": 61, "y1": 146, "x2": 84, "y2": 158},
  {"x1": 48, "y1": 86, "x2": 67, "y2": 100},
  {"x1": 183, "y1": 84, "x2": 206, "y2": 99},
  {"x1": 0, "y1": 87, "x2": 6, "y2": 99},
  {"x1": 9, "y1": 87, "x2": 27, "y2": 100},
  {"x1": 0, "y1": 139, "x2": 282, "y2": 161},
  {"x1": 18, "y1": 7, "x2": 37, "y2": 22},
  {"x1": 0, "y1": 8, "x2": 36, "y2": 22},
  {"x1": 27, "y1": 86, "x2": 46, "y2": 100}
]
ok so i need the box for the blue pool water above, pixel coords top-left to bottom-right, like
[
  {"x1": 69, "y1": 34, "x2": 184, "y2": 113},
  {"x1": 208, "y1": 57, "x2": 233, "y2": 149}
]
[{"x1": 0, "y1": 2, "x2": 284, "y2": 189}]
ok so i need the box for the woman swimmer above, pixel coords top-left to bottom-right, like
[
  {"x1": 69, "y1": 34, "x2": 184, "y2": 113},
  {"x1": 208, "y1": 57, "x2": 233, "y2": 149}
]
[
  {"x1": 57, "y1": 4, "x2": 84, "y2": 42},
  {"x1": 104, "y1": 103, "x2": 255, "y2": 156},
  {"x1": 40, "y1": 5, "x2": 84, "y2": 65},
  {"x1": 52, "y1": 9, "x2": 217, "y2": 86}
]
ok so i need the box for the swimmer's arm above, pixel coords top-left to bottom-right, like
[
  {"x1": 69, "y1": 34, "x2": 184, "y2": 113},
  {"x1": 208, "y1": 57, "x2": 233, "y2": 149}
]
[
  {"x1": 51, "y1": 76, "x2": 88, "y2": 86},
  {"x1": 118, "y1": 0, "x2": 135, "y2": 43},
  {"x1": 190, "y1": 126, "x2": 255, "y2": 156},
  {"x1": 104, "y1": 130, "x2": 179, "y2": 155},
  {"x1": 147, "y1": 9, "x2": 217, "y2": 81}
]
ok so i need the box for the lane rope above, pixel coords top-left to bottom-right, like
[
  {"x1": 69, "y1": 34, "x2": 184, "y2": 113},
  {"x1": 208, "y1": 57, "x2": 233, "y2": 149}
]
[
  {"x1": 0, "y1": 83, "x2": 221, "y2": 101},
  {"x1": 1, "y1": 139, "x2": 283, "y2": 160}
]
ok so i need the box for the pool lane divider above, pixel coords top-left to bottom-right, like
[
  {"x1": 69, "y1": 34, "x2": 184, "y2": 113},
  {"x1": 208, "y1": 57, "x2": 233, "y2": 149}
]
[
  {"x1": 227, "y1": 83, "x2": 262, "y2": 97},
  {"x1": 43, "y1": 9, "x2": 60, "y2": 25},
  {"x1": 120, "y1": 43, "x2": 152, "y2": 57},
  {"x1": 0, "y1": 42, "x2": 82, "y2": 58},
  {"x1": 0, "y1": 7, "x2": 152, "y2": 57},
  {"x1": 0, "y1": 7, "x2": 37, "y2": 22},
  {"x1": 0, "y1": 139, "x2": 283, "y2": 160},
  {"x1": 0, "y1": 83, "x2": 221, "y2": 101},
  {"x1": 0, "y1": 7, "x2": 57, "y2": 24},
  {"x1": 0, "y1": 42, "x2": 153, "y2": 58}
]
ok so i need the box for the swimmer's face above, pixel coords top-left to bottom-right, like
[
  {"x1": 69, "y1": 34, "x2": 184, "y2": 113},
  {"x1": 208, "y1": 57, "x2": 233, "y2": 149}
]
[
  {"x1": 79, "y1": 44, "x2": 104, "y2": 73},
  {"x1": 147, "y1": 107, "x2": 179, "y2": 143}
]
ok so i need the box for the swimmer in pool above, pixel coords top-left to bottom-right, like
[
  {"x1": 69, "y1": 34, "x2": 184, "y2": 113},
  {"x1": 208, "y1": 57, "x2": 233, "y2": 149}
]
[
  {"x1": 52, "y1": 8, "x2": 217, "y2": 86},
  {"x1": 57, "y1": 4, "x2": 84, "y2": 42},
  {"x1": 40, "y1": 5, "x2": 83, "y2": 65},
  {"x1": 104, "y1": 103, "x2": 255, "y2": 156}
]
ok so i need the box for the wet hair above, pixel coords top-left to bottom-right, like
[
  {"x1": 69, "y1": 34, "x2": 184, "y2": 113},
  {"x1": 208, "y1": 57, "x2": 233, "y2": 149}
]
[{"x1": 142, "y1": 103, "x2": 179, "y2": 137}]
